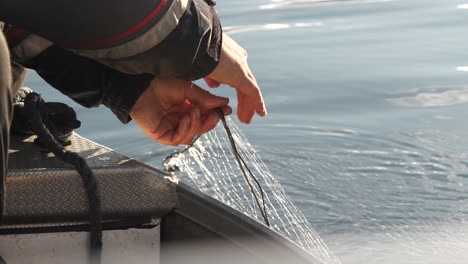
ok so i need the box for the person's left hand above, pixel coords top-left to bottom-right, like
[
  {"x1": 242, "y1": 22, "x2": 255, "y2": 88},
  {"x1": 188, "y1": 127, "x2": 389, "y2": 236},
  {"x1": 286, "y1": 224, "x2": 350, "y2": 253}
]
[
  {"x1": 204, "y1": 33, "x2": 267, "y2": 124},
  {"x1": 130, "y1": 78, "x2": 231, "y2": 146}
]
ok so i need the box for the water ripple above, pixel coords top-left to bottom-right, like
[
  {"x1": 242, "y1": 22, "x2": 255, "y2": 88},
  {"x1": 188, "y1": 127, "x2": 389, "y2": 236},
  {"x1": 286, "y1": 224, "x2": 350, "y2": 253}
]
[
  {"x1": 259, "y1": 125, "x2": 468, "y2": 240},
  {"x1": 269, "y1": 123, "x2": 357, "y2": 137},
  {"x1": 387, "y1": 86, "x2": 468, "y2": 107}
]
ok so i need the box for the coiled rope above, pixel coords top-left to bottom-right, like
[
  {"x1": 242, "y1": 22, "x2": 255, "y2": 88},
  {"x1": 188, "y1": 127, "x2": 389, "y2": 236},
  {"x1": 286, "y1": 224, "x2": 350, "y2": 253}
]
[{"x1": 23, "y1": 92, "x2": 102, "y2": 264}]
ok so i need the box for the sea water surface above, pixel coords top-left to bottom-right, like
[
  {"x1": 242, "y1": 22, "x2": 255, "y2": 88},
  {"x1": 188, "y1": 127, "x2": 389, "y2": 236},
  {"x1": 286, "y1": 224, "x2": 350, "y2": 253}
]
[{"x1": 26, "y1": 0, "x2": 468, "y2": 263}]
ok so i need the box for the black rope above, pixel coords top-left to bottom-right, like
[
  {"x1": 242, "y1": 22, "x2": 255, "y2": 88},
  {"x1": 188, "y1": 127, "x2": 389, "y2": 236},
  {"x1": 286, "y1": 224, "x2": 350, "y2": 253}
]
[
  {"x1": 23, "y1": 93, "x2": 102, "y2": 264},
  {"x1": 215, "y1": 109, "x2": 270, "y2": 227}
]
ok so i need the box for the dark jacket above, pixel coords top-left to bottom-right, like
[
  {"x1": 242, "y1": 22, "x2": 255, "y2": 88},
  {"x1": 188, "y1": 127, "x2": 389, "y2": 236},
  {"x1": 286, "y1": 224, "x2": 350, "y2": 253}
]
[{"x1": 1, "y1": 0, "x2": 222, "y2": 123}]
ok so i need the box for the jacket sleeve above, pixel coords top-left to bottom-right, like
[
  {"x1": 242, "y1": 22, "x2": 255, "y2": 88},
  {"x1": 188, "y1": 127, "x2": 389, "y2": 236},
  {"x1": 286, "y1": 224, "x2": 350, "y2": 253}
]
[
  {"x1": 3, "y1": 24, "x2": 154, "y2": 124},
  {"x1": 1, "y1": 0, "x2": 223, "y2": 80},
  {"x1": 22, "y1": 45, "x2": 153, "y2": 124},
  {"x1": 73, "y1": 0, "x2": 223, "y2": 80},
  {"x1": 1, "y1": 0, "x2": 222, "y2": 123}
]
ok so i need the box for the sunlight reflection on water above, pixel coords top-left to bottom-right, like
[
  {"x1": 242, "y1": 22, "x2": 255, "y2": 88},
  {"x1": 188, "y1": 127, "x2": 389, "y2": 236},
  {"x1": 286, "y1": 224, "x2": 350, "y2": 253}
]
[
  {"x1": 387, "y1": 87, "x2": 468, "y2": 107},
  {"x1": 259, "y1": 0, "x2": 392, "y2": 10},
  {"x1": 224, "y1": 22, "x2": 323, "y2": 34}
]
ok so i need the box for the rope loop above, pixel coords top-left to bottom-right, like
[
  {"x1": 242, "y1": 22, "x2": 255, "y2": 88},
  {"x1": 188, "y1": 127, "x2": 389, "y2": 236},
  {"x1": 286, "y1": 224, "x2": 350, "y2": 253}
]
[{"x1": 22, "y1": 92, "x2": 102, "y2": 264}]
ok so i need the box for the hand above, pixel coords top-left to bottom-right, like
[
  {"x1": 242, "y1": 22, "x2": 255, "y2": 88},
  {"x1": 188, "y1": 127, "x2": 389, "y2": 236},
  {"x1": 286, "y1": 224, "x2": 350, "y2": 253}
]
[
  {"x1": 205, "y1": 33, "x2": 267, "y2": 124},
  {"x1": 130, "y1": 78, "x2": 231, "y2": 146}
]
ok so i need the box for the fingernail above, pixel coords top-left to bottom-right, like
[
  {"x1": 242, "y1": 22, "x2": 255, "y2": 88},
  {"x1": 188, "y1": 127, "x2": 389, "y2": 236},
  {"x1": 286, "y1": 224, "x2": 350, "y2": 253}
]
[{"x1": 225, "y1": 106, "x2": 233, "y2": 116}]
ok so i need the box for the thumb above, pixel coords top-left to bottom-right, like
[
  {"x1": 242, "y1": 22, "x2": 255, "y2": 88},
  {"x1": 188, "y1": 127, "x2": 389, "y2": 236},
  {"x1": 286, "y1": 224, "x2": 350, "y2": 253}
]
[
  {"x1": 204, "y1": 77, "x2": 221, "y2": 88},
  {"x1": 185, "y1": 82, "x2": 229, "y2": 110}
]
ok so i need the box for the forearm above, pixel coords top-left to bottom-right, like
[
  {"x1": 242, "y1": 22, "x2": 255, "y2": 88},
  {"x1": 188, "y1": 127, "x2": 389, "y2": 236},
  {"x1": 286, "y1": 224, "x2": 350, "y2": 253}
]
[{"x1": 23, "y1": 46, "x2": 153, "y2": 123}]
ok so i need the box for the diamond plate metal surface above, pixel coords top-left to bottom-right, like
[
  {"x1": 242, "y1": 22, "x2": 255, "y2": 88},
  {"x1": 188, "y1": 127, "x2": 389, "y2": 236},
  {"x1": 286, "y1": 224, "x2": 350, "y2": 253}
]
[
  {"x1": 8, "y1": 133, "x2": 137, "y2": 169},
  {"x1": 4, "y1": 133, "x2": 176, "y2": 226}
]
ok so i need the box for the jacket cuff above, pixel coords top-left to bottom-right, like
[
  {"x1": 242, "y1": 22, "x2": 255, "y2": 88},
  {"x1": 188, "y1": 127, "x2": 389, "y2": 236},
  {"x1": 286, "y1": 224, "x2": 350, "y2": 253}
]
[
  {"x1": 188, "y1": 0, "x2": 223, "y2": 80},
  {"x1": 101, "y1": 73, "x2": 153, "y2": 124},
  {"x1": 203, "y1": 0, "x2": 216, "y2": 6}
]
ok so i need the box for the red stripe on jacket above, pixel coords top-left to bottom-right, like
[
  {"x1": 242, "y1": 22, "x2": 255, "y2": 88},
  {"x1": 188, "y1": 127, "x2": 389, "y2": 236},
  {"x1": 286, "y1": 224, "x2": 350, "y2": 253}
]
[
  {"x1": 57, "y1": 0, "x2": 168, "y2": 49},
  {"x1": 5, "y1": 28, "x2": 26, "y2": 43}
]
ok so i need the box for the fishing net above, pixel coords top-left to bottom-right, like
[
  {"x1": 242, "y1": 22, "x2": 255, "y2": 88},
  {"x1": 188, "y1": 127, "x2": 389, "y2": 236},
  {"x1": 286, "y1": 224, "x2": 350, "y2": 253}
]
[{"x1": 163, "y1": 116, "x2": 341, "y2": 264}]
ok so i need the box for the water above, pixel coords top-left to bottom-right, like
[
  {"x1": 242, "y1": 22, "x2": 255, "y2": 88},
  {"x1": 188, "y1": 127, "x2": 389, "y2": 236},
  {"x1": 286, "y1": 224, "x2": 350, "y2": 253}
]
[{"x1": 25, "y1": 0, "x2": 468, "y2": 263}]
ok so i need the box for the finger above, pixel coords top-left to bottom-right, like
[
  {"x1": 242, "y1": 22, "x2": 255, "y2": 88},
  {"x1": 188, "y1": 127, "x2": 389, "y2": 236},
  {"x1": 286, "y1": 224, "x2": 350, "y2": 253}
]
[
  {"x1": 185, "y1": 83, "x2": 229, "y2": 110},
  {"x1": 200, "y1": 111, "x2": 220, "y2": 134},
  {"x1": 181, "y1": 107, "x2": 201, "y2": 145},
  {"x1": 155, "y1": 104, "x2": 191, "y2": 132},
  {"x1": 219, "y1": 105, "x2": 233, "y2": 116},
  {"x1": 157, "y1": 114, "x2": 190, "y2": 146},
  {"x1": 245, "y1": 71, "x2": 268, "y2": 117},
  {"x1": 241, "y1": 70, "x2": 267, "y2": 117},
  {"x1": 200, "y1": 105, "x2": 232, "y2": 118},
  {"x1": 204, "y1": 77, "x2": 221, "y2": 88},
  {"x1": 199, "y1": 106, "x2": 233, "y2": 134},
  {"x1": 236, "y1": 90, "x2": 255, "y2": 124}
]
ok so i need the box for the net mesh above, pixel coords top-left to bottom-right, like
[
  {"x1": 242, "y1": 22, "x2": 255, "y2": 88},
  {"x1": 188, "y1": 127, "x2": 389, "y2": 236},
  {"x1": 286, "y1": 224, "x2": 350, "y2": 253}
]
[{"x1": 163, "y1": 117, "x2": 341, "y2": 264}]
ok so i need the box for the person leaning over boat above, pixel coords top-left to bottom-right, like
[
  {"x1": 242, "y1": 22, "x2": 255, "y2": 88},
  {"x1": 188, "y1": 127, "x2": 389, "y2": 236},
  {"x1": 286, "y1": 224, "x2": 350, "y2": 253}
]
[{"x1": 0, "y1": 0, "x2": 266, "y2": 217}]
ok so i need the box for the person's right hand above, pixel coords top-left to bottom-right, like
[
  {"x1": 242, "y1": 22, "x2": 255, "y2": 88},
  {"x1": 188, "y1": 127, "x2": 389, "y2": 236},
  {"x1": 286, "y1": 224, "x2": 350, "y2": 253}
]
[
  {"x1": 204, "y1": 33, "x2": 267, "y2": 124},
  {"x1": 130, "y1": 78, "x2": 231, "y2": 146}
]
